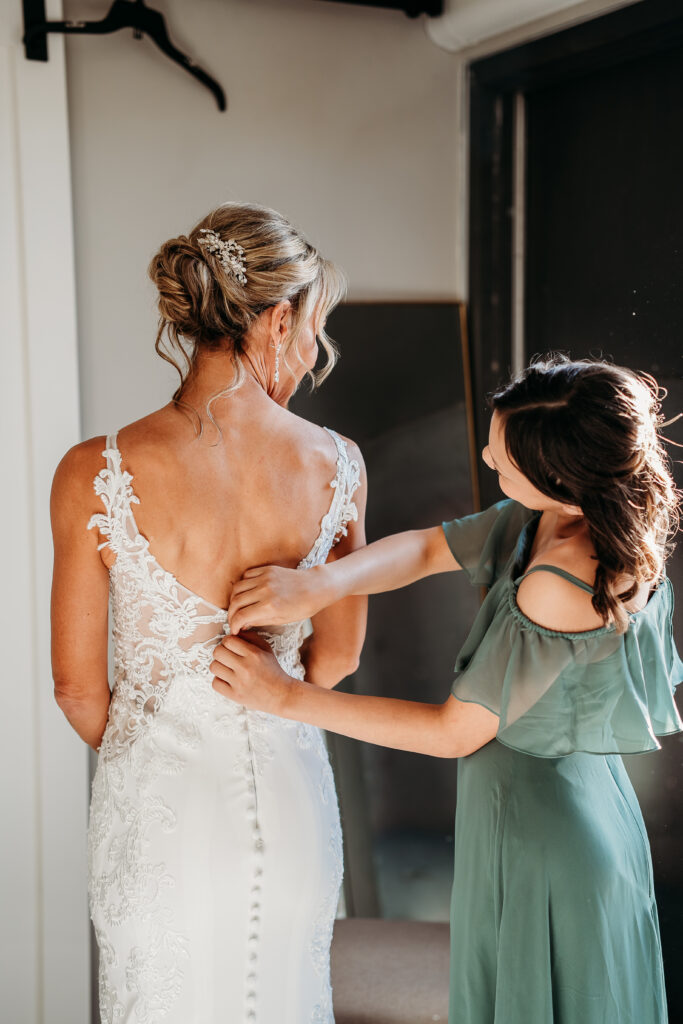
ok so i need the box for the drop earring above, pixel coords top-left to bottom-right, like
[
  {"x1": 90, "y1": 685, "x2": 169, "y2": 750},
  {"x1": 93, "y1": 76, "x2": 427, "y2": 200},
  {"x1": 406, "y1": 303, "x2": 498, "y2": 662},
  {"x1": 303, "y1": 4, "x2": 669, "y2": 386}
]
[{"x1": 274, "y1": 340, "x2": 281, "y2": 384}]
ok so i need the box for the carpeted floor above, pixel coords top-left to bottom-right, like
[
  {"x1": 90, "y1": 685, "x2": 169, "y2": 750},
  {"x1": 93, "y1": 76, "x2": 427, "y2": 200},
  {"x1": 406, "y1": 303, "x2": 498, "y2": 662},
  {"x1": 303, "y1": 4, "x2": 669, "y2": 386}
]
[{"x1": 330, "y1": 917, "x2": 450, "y2": 1024}]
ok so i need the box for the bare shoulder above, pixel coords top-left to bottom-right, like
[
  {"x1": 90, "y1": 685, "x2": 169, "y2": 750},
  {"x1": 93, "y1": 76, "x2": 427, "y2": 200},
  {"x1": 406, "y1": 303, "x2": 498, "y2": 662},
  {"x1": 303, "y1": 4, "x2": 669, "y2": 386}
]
[
  {"x1": 285, "y1": 409, "x2": 365, "y2": 478},
  {"x1": 50, "y1": 435, "x2": 110, "y2": 544},
  {"x1": 516, "y1": 522, "x2": 605, "y2": 632},
  {"x1": 51, "y1": 435, "x2": 108, "y2": 504},
  {"x1": 516, "y1": 565, "x2": 605, "y2": 633},
  {"x1": 115, "y1": 408, "x2": 184, "y2": 466}
]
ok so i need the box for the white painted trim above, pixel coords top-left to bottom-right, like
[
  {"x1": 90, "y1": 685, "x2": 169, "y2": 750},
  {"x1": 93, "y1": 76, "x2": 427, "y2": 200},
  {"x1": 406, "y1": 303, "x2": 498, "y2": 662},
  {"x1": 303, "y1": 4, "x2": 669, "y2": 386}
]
[
  {"x1": 0, "y1": 1, "x2": 89, "y2": 1021},
  {"x1": 427, "y1": 0, "x2": 642, "y2": 54},
  {"x1": 0, "y1": 43, "x2": 41, "y2": 1024}
]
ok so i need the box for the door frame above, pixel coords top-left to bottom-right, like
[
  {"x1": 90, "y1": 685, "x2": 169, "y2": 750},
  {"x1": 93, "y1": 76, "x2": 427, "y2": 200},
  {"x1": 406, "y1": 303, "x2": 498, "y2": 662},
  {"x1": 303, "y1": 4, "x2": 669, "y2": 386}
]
[{"x1": 1, "y1": 1, "x2": 88, "y2": 1021}]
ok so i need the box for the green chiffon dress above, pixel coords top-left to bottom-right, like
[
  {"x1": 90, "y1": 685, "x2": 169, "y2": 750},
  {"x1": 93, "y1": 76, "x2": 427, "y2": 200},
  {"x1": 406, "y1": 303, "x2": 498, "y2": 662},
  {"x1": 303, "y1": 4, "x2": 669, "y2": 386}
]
[{"x1": 441, "y1": 499, "x2": 683, "y2": 1024}]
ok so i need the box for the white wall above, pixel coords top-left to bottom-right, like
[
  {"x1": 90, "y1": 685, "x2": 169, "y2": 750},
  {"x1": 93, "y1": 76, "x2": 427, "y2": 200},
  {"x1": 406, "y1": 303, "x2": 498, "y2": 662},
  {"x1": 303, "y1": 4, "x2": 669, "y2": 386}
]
[{"x1": 64, "y1": 0, "x2": 462, "y2": 437}]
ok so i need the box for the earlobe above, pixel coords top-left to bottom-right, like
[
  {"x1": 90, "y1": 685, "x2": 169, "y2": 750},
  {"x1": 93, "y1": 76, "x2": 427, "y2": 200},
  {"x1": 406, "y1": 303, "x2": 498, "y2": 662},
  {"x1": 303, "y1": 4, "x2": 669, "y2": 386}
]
[{"x1": 561, "y1": 503, "x2": 583, "y2": 517}]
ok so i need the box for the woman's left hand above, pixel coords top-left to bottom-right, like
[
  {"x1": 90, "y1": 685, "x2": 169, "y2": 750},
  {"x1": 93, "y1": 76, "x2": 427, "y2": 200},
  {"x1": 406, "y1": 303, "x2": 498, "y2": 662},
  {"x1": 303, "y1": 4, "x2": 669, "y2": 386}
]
[{"x1": 211, "y1": 631, "x2": 293, "y2": 714}]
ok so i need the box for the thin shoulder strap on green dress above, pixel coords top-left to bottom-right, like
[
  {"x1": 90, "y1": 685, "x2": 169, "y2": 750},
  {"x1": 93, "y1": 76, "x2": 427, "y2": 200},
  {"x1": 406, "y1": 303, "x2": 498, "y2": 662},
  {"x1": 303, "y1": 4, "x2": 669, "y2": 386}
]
[{"x1": 521, "y1": 564, "x2": 595, "y2": 594}]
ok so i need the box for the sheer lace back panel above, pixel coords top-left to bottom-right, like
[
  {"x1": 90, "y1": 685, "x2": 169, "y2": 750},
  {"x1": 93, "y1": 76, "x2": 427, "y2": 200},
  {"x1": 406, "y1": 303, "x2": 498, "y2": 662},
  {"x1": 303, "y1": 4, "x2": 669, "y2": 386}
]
[{"x1": 87, "y1": 426, "x2": 361, "y2": 751}]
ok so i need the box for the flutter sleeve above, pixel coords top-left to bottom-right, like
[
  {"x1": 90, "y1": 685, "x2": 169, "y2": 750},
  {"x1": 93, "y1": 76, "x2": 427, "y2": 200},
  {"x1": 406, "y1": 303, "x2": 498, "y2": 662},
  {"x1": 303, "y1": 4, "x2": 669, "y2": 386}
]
[
  {"x1": 451, "y1": 575, "x2": 683, "y2": 757},
  {"x1": 441, "y1": 499, "x2": 533, "y2": 587}
]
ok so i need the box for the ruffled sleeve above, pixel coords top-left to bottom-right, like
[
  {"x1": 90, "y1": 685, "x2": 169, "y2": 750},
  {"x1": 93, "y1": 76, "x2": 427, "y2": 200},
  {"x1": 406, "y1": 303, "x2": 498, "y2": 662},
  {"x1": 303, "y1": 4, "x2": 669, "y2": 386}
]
[
  {"x1": 442, "y1": 499, "x2": 536, "y2": 587},
  {"x1": 451, "y1": 574, "x2": 683, "y2": 757}
]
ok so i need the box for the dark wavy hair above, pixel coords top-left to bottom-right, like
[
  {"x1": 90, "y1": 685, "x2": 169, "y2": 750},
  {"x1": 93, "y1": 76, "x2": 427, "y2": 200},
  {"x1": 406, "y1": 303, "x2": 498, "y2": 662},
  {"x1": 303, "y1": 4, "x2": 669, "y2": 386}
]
[{"x1": 490, "y1": 354, "x2": 680, "y2": 633}]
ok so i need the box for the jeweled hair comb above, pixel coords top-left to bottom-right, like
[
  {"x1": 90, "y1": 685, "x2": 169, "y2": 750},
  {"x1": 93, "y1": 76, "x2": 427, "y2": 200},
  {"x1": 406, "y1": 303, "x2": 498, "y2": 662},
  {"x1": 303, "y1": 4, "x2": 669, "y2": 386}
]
[{"x1": 198, "y1": 228, "x2": 247, "y2": 285}]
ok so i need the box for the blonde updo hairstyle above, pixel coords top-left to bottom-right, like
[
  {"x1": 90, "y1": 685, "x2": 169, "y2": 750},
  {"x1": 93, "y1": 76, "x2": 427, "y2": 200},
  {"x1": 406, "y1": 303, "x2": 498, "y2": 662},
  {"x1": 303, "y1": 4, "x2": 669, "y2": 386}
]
[{"x1": 148, "y1": 202, "x2": 346, "y2": 435}]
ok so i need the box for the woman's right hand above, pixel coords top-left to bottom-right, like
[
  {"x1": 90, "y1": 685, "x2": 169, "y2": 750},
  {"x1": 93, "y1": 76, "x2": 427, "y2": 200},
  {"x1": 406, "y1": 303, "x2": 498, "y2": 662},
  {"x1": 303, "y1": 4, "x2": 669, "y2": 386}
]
[{"x1": 228, "y1": 564, "x2": 332, "y2": 633}]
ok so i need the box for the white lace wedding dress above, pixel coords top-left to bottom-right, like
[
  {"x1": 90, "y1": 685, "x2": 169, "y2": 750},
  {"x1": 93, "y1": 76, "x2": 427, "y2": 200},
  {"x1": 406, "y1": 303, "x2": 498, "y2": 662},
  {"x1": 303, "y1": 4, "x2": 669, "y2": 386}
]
[{"x1": 86, "y1": 427, "x2": 361, "y2": 1024}]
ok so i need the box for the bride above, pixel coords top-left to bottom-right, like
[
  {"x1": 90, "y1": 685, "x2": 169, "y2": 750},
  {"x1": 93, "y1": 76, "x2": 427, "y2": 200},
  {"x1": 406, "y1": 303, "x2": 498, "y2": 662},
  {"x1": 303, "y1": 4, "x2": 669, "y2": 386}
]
[{"x1": 49, "y1": 202, "x2": 367, "y2": 1024}]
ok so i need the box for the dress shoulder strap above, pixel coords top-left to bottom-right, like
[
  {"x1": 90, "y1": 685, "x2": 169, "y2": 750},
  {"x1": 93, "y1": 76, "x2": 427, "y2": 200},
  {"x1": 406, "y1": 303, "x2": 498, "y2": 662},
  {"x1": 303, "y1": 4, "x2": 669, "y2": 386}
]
[
  {"x1": 520, "y1": 563, "x2": 595, "y2": 595},
  {"x1": 104, "y1": 431, "x2": 118, "y2": 466},
  {"x1": 323, "y1": 427, "x2": 361, "y2": 546},
  {"x1": 86, "y1": 430, "x2": 140, "y2": 553},
  {"x1": 323, "y1": 425, "x2": 348, "y2": 465}
]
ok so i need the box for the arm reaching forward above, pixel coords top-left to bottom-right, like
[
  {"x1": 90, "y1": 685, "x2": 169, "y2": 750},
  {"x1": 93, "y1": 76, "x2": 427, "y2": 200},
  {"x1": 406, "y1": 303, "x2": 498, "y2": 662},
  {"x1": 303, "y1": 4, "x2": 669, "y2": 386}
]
[
  {"x1": 228, "y1": 524, "x2": 461, "y2": 633},
  {"x1": 211, "y1": 632, "x2": 498, "y2": 758}
]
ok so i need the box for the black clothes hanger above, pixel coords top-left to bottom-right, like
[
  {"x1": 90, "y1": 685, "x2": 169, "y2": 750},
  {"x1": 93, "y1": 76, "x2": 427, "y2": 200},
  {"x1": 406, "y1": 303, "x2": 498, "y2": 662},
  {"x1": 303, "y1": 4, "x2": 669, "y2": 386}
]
[{"x1": 23, "y1": 0, "x2": 226, "y2": 111}]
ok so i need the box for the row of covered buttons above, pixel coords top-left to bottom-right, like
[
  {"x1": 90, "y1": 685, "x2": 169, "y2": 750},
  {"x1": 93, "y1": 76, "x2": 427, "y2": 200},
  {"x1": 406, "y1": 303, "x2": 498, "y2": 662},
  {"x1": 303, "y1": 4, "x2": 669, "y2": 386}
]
[{"x1": 243, "y1": 707, "x2": 263, "y2": 1021}]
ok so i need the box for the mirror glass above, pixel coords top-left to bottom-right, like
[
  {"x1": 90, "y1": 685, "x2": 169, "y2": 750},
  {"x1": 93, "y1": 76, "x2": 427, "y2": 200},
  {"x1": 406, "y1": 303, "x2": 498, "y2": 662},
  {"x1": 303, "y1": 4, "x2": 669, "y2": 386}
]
[{"x1": 291, "y1": 301, "x2": 479, "y2": 919}]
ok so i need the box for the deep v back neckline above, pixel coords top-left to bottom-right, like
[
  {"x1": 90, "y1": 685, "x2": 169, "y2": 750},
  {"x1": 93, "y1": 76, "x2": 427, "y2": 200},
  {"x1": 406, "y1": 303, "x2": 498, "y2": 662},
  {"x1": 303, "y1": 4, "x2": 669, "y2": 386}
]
[{"x1": 104, "y1": 427, "x2": 347, "y2": 616}]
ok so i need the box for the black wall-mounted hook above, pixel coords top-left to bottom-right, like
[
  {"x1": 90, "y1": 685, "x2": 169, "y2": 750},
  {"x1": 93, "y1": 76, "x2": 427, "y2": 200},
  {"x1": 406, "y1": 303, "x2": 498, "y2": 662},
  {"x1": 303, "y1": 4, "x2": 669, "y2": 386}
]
[
  {"x1": 23, "y1": 0, "x2": 48, "y2": 60},
  {"x1": 22, "y1": 0, "x2": 227, "y2": 111}
]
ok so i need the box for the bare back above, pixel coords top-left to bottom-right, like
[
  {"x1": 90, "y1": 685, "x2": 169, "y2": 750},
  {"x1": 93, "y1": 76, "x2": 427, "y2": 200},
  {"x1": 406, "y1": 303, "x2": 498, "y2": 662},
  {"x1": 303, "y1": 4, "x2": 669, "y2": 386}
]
[{"x1": 90, "y1": 401, "x2": 361, "y2": 612}]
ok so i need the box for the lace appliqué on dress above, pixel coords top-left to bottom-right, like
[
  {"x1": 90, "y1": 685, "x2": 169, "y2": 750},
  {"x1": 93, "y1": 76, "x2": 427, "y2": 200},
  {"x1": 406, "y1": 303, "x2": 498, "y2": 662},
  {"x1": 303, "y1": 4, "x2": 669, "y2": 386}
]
[
  {"x1": 299, "y1": 433, "x2": 361, "y2": 570},
  {"x1": 87, "y1": 439, "x2": 233, "y2": 1022}
]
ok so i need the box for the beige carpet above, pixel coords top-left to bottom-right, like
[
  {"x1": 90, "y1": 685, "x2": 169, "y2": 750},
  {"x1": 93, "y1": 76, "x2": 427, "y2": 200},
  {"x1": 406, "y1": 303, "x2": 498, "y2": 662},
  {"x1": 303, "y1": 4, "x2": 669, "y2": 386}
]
[{"x1": 330, "y1": 918, "x2": 450, "y2": 1024}]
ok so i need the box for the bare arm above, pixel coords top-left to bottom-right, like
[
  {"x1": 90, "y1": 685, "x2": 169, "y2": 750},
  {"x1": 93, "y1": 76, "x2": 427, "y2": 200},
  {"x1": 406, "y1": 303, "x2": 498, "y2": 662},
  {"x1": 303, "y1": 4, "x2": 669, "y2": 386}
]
[
  {"x1": 50, "y1": 439, "x2": 112, "y2": 751},
  {"x1": 298, "y1": 439, "x2": 369, "y2": 689},
  {"x1": 211, "y1": 634, "x2": 498, "y2": 758},
  {"x1": 228, "y1": 518, "x2": 460, "y2": 634}
]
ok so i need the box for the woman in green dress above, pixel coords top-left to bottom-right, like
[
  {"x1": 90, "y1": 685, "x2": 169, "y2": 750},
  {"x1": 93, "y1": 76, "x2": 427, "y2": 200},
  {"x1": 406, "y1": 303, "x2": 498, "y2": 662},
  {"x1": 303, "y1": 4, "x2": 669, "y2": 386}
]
[{"x1": 212, "y1": 355, "x2": 683, "y2": 1023}]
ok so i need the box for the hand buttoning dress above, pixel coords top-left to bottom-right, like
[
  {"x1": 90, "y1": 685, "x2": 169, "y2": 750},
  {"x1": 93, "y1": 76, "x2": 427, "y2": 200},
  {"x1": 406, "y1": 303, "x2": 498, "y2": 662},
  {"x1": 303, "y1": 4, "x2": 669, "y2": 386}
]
[{"x1": 86, "y1": 427, "x2": 360, "y2": 1024}]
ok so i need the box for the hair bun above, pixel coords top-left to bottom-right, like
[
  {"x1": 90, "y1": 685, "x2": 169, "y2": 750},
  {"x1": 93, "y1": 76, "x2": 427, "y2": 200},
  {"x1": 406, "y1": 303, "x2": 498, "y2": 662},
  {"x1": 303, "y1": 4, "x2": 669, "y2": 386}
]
[
  {"x1": 148, "y1": 202, "x2": 346, "y2": 429},
  {"x1": 149, "y1": 236, "x2": 201, "y2": 339}
]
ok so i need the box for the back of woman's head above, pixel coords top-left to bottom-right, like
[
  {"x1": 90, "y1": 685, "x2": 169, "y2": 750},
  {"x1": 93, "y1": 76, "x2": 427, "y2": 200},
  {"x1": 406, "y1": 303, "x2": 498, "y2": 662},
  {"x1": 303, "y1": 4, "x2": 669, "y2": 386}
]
[
  {"x1": 490, "y1": 354, "x2": 680, "y2": 633},
  {"x1": 148, "y1": 202, "x2": 346, "y2": 421}
]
